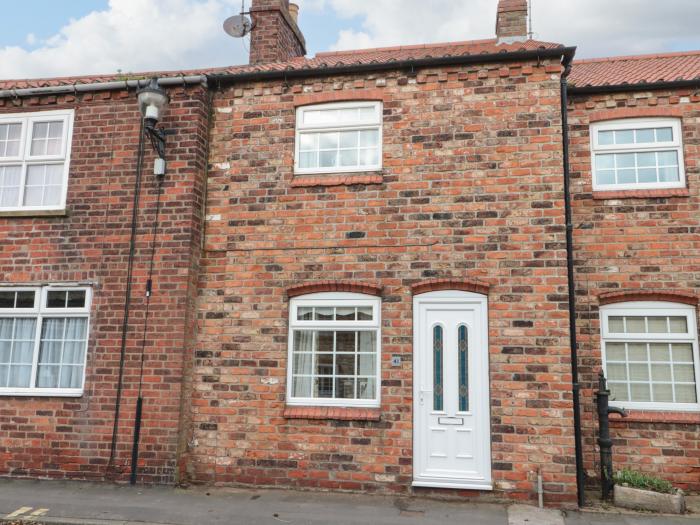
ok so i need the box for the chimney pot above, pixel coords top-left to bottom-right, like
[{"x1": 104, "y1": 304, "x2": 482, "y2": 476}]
[
  {"x1": 288, "y1": 3, "x2": 299, "y2": 23},
  {"x1": 496, "y1": 0, "x2": 528, "y2": 44}
]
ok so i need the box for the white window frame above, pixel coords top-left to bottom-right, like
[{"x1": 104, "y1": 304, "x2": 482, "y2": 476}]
[
  {"x1": 294, "y1": 101, "x2": 383, "y2": 175},
  {"x1": 0, "y1": 109, "x2": 74, "y2": 212},
  {"x1": 590, "y1": 118, "x2": 686, "y2": 191},
  {"x1": 0, "y1": 285, "x2": 91, "y2": 397},
  {"x1": 287, "y1": 292, "x2": 381, "y2": 408},
  {"x1": 600, "y1": 301, "x2": 700, "y2": 412}
]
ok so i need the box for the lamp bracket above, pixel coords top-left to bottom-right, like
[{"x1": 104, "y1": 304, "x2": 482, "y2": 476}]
[{"x1": 144, "y1": 125, "x2": 169, "y2": 160}]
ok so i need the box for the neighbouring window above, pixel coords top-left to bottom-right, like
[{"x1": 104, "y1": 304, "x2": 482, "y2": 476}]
[
  {"x1": 294, "y1": 101, "x2": 382, "y2": 174},
  {"x1": 287, "y1": 292, "x2": 380, "y2": 407},
  {"x1": 0, "y1": 109, "x2": 74, "y2": 211},
  {"x1": 0, "y1": 286, "x2": 91, "y2": 396},
  {"x1": 601, "y1": 301, "x2": 700, "y2": 411},
  {"x1": 590, "y1": 118, "x2": 685, "y2": 191}
]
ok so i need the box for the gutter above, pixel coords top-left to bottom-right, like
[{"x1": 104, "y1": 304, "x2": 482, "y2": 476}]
[
  {"x1": 569, "y1": 78, "x2": 700, "y2": 95},
  {"x1": 208, "y1": 47, "x2": 578, "y2": 86},
  {"x1": 560, "y1": 51, "x2": 586, "y2": 508},
  {"x1": 0, "y1": 75, "x2": 207, "y2": 99}
]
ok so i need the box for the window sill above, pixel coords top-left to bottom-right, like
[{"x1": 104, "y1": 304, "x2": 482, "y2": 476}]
[
  {"x1": 0, "y1": 390, "x2": 83, "y2": 397},
  {"x1": 283, "y1": 405, "x2": 381, "y2": 421},
  {"x1": 592, "y1": 188, "x2": 690, "y2": 200},
  {"x1": 0, "y1": 209, "x2": 68, "y2": 218},
  {"x1": 291, "y1": 172, "x2": 383, "y2": 187},
  {"x1": 610, "y1": 410, "x2": 700, "y2": 425}
]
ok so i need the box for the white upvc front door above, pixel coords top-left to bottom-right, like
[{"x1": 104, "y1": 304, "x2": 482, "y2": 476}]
[{"x1": 413, "y1": 291, "x2": 492, "y2": 490}]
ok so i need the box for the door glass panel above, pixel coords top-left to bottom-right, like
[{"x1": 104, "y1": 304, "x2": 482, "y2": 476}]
[
  {"x1": 433, "y1": 325, "x2": 443, "y2": 411},
  {"x1": 458, "y1": 325, "x2": 469, "y2": 412}
]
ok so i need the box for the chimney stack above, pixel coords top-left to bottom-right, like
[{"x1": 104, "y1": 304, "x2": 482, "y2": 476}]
[
  {"x1": 249, "y1": 0, "x2": 306, "y2": 65},
  {"x1": 496, "y1": 0, "x2": 529, "y2": 44}
]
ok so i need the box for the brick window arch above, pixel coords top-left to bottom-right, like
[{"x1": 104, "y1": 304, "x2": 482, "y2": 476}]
[
  {"x1": 598, "y1": 290, "x2": 698, "y2": 307},
  {"x1": 286, "y1": 280, "x2": 383, "y2": 299},
  {"x1": 411, "y1": 278, "x2": 490, "y2": 296}
]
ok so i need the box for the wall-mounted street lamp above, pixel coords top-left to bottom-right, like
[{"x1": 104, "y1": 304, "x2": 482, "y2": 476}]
[
  {"x1": 128, "y1": 77, "x2": 171, "y2": 486},
  {"x1": 137, "y1": 78, "x2": 169, "y2": 172}
]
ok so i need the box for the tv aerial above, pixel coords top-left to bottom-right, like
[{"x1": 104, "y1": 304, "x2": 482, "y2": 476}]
[{"x1": 223, "y1": 0, "x2": 254, "y2": 38}]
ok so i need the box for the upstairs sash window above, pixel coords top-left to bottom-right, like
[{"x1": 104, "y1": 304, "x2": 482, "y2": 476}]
[
  {"x1": 0, "y1": 110, "x2": 74, "y2": 211},
  {"x1": 295, "y1": 102, "x2": 382, "y2": 175},
  {"x1": 591, "y1": 118, "x2": 685, "y2": 191}
]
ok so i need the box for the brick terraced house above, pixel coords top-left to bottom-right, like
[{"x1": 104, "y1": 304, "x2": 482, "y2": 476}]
[{"x1": 0, "y1": 0, "x2": 699, "y2": 508}]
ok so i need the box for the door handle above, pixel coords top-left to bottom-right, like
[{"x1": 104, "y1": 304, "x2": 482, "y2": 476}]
[{"x1": 419, "y1": 389, "x2": 430, "y2": 405}]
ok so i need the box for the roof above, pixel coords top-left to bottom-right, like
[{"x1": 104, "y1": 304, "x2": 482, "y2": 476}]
[
  {"x1": 570, "y1": 50, "x2": 700, "y2": 89},
  {"x1": 0, "y1": 39, "x2": 564, "y2": 92},
  {"x1": 5, "y1": 37, "x2": 699, "y2": 94}
]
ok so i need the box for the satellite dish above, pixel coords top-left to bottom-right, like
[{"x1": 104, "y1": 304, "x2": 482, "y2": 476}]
[{"x1": 223, "y1": 14, "x2": 252, "y2": 38}]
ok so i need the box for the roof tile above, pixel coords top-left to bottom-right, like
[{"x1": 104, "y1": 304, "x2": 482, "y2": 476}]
[
  {"x1": 6, "y1": 37, "x2": 696, "y2": 93},
  {"x1": 0, "y1": 39, "x2": 562, "y2": 91},
  {"x1": 570, "y1": 50, "x2": 700, "y2": 88}
]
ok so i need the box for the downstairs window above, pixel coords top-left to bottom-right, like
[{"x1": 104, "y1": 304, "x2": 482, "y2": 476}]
[
  {"x1": 601, "y1": 301, "x2": 699, "y2": 411},
  {"x1": 287, "y1": 292, "x2": 380, "y2": 407},
  {"x1": 0, "y1": 286, "x2": 91, "y2": 396}
]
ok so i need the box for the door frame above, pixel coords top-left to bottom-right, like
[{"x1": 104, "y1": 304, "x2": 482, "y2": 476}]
[{"x1": 412, "y1": 290, "x2": 492, "y2": 490}]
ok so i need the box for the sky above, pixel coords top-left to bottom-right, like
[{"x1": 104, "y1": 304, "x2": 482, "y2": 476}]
[{"x1": 1, "y1": 0, "x2": 700, "y2": 80}]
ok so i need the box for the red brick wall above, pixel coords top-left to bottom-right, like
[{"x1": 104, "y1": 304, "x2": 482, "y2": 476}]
[
  {"x1": 568, "y1": 89, "x2": 700, "y2": 490},
  {"x1": 185, "y1": 59, "x2": 579, "y2": 504},
  {"x1": 0, "y1": 86, "x2": 208, "y2": 483}
]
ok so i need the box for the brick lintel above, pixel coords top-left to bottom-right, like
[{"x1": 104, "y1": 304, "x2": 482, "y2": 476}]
[
  {"x1": 598, "y1": 290, "x2": 699, "y2": 306},
  {"x1": 286, "y1": 280, "x2": 383, "y2": 298},
  {"x1": 411, "y1": 278, "x2": 490, "y2": 296}
]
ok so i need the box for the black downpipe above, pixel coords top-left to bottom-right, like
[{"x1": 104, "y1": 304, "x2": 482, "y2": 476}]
[
  {"x1": 560, "y1": 58, "x2": 585, "y2": 507},
  {"x1": 107, "y1": 119, "x2": 146, "y2": 475},
  {"x1": 129, "y1": 396, "x2": 143, "y2": 485}
]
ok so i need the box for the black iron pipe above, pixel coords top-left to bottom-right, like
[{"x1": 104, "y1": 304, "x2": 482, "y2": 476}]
[
  {"x1": 130, "y1": 396, "x2": 144, "y2": 485},
  {"x1": 596, "y1": 372, "x2": 613, "y2": 500},
  {"x1": 107, "y1": 118, "x2": 146, "y2": 475},
  {"x1": 560, "y1": 53, "x2": 586, "y2": 508},
  {"x1": 596, "y1": 372, "x2": 627, "y2": 500}
]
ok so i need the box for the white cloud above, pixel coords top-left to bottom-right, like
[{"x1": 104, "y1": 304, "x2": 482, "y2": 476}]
[
  {"x1": 325, "y1": 0, "x2": 494, "y2": 52},
  {"x1": 0, "y1": 0, "x2": 250, "y2": 80},
  {"x1": 316, "y1": 0, "x2": 700, "y2": 59},
  {"x1": 533, "y1": 0, "x2": 700, "y2": 58}
]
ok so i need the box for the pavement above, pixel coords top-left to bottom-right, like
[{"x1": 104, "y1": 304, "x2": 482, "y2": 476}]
[{"x1": 0, "y1": 479, "x2": 698, "y2": 525}]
